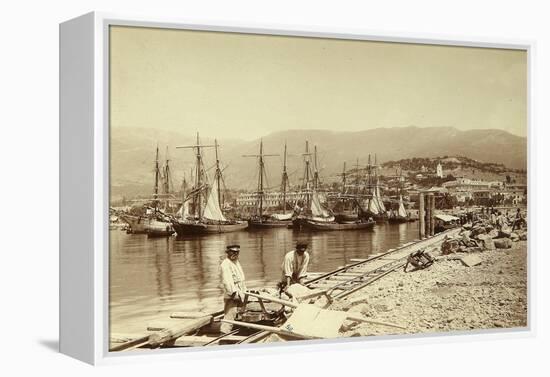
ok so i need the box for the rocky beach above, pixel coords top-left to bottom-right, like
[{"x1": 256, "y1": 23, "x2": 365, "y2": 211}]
[{"x1": 337, "y1": 240, "x2": 528, "y2": 337}]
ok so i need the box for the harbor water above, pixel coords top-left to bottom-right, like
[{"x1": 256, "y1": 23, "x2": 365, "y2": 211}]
[{"x1": 109, "y1": 222, "x2": 419, "y2": 335}]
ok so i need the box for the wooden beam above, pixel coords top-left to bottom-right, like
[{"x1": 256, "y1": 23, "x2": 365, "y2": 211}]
[
  {"x1": 148, "y1": 315, "x2": 213, "y2": 348},
  {"x1": 172, "y1": 335, "x2": 246, "y2": 347},
  {"x1": 170, "y1": 311, "x2": 211, "y2": 319},
  {"x1": 109, "y1": 334, "x2": 150, "y2": 352},
  {"x1": 345, "y1": 315, "x2": 406, "y2": 330}
]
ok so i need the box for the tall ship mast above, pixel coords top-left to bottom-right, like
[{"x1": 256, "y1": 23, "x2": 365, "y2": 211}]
[
  {"x1": 171, "y1": 133, "x2": 248, "y2": 235},
  {"x1": 119, "y1": 144, "x2": 175, "y2": 237},
  {"x1": 245, "y1": 141, "x2": 292, "y2": 228},
  {"x1": 331, "y1": 160, "x2": 365, "y2": 223},
  {"x1": 291, "y1": 142, "x2": 336, "y2": 229},
  {"x1": 364, "y1": 154, "x2": 387, "y2": 222},
  {"x1": 388, "y1": 166, "x2": 410, "y2": 223}
]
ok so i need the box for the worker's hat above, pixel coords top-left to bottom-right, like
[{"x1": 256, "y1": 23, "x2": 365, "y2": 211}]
[
  {"x1": 296, "y1": 242, "x2": 308, "y2": 250},
  {"x1": 226, "y1": 244, "x2": 241, "y2": 252}
]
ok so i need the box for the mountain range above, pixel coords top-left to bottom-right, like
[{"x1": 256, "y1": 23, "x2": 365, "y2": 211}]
[{"x1": 110, "y1": 126, "x2": 526, "y2": 199}]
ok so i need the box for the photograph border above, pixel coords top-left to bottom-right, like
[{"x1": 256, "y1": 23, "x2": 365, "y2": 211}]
[{"x1": 65, "y1": 11, "x2": 535, "y2": 365}]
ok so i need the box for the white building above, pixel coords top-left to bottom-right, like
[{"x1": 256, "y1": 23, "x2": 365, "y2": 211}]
[{"x1": 436, "y1": 162, "x2": 443, "y2": 178}]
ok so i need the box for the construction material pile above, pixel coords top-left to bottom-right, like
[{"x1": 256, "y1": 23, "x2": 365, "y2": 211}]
[{"x1": 441, "y1": 210, "x2": 527, "y2": 255}]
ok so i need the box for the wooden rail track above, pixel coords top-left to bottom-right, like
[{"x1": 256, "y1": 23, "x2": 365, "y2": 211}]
[{"x1": 304, "y1": 228, "x2": 461, "y2": 301}]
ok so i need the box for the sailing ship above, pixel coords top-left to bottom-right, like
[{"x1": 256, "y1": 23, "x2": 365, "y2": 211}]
[
  {"x1": 363, "y1": 154, "x2": 387, "y2": 222},
  {"x1": 304, "y1": 160, "x2": 374, "y2": 231},
  {"x1": 171, "y1": 135, "x2": 248, "y2": 235},
  {"x1": 388, "y1": 168, "x2": 411, "y2": 223},
  {"x1": 291, "y1": 142, "x2": 335, "y2": 229},
  {"x1": 331, "y1": 160, "x2": 367, "y2": 223},
  {"x1": 120, "y1": 145, "x2": 175, "y2": 237},
  {"x1": 388, "y1": 194, "x2": 409, "y2": 223},
  {"x1": 246, "y1": 141, "x2": 293, "y2": 228}
]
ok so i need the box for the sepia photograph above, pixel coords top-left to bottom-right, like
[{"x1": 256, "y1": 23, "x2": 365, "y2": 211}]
[{"x1": 107, "y1": 25, "x2": 527, "y2": 351}]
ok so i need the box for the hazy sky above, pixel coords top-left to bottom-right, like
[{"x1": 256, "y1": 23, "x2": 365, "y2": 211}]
[{"x1": 110, "y1": 26, "x2": 527, "y2": 140}]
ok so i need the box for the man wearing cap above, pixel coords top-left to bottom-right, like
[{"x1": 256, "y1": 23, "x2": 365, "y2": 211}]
[
  {"x1": 280, "y1": 242, "x2": 310, "y2": 293},
  {"x1": 220, "y1": 244, "x2": 247, "y2": 334}
]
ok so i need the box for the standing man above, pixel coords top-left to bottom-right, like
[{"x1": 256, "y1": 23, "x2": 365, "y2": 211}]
[
  {"x1": 280, "y1": 242, "x2": 310, "y2": 294},
  {"x1": 220, "y1": 244, "x2": 246, "y2": 334}
]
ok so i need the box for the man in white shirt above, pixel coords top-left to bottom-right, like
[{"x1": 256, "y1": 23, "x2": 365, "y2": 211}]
[
  {"x1": 280, "y1": 242, "x2": 310, "y2": 294},
  {"x1": 220, "y1": 244, "x2": 247, "y2": 333}
]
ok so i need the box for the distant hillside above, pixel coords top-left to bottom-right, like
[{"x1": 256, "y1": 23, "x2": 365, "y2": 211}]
[
  {"x1": 382, "y1": 156, "x2": 521, "y2": 174},
  {"x1": 110, "y1": 126, "x2": 526, "y2": 199}
]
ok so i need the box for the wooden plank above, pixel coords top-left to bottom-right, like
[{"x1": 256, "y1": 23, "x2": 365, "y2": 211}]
[
  {"x1": 238, "y1": 330, "x2": 272, "y2": 344},
  {"x1": 170, "y1": 311, "x2": 211, "y2": 319},
  {"x1": 328, "y1": 276, "x2": 355, "y2": 282},
  {"x1": 148, "y1": 316, "x2": 213, "y2": 348},
  {"x1": 110, "y1": 333, "x2": 141, "y2": 344},
  {"x1": 172, "y1": 335, "x2": 246, "y2": 347},
  {"x1": 109, "y1": 334, "x2": 150, "y2": 352}
]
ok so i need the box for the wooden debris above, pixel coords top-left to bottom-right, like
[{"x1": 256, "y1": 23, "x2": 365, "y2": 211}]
[
  {"x1": 246, "y1": 292, "x2": 407, "y2": 332},
  {"x1": 221, "y1": 319, "x2": 319, "y2": 340}
]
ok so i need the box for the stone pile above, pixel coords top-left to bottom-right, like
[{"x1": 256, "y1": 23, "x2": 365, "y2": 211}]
[{"x1": 441, "y1": 213, "x2": 527, "y2": 255}]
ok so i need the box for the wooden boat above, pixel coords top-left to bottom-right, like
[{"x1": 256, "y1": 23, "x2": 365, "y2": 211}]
[
  {"x1": 290, "y1": 142, "x2": 336, "y2": 229},
  {"x1": 303, "y1": 218, "x2": 375, "y2": 231},
  {"x1": 146, "y1": 219, "x2": 175, "y2": 237},
  {"x1": 362, "y1": 154, "x2": 387, "y2": 223},
  {"x1": 119, "y1": 146, "x2": 175, "y2": 235},
  {"x1": 245, "y1": 141, "x2": 294, "y2": 229},
  {"x1": 248, "y1": 216, "x2": 291, "y2": 228},
  {"x1": 173, "y1": 220, "x2": 248, "y2": 234},
  {"x1": 388, "y1": 195, "x2": 410, "y2": 223},
  {"x1": 172, "y1": 135, "x2": 248, "y2": 236}
]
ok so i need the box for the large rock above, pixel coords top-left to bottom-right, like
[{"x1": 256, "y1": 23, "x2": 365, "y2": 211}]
[
  {"x1": 441, "y1": 239, "x2": 460, "y2": 255},
  {"x1": 481, "y1": 237, "x2": 495, "y2": 250},
  {"x1": 494, "y1": 238, "x2": 512, "y2": 249},
  {"x1": 471, "y1": 226, "x2": 487, "y2": 237},
  {"x1": 487, "y1": 229, "x2": 500, "y2": 239},
  {"x1": 461, "y1": 255, "x2": 482, "y2": 267}
]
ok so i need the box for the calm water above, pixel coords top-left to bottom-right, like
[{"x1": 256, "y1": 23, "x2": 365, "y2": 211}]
[{"x1": 109, "y1": 223, "x2": 419, "y2": 334}]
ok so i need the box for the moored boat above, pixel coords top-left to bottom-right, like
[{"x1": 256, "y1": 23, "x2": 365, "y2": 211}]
[
  {"x1": 172, "y1": 135, "x2": 248, "y2": 236},
  {"x1": 302, "y1": 218, "x2": 375, "y2": 231},
  {"x1": 245, "y1": 141, "x2": 293, "y2": 229},
  {"x1": 173, "y1": 220, "x2": 248, "y2": 234}
]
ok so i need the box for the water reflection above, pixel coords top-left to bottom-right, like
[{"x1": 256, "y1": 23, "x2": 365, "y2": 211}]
[{"x1": 110, "y1": 223, "x2": 419, "y2": 334}]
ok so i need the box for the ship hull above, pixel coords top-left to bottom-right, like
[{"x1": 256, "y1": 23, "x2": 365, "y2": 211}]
[
  {"x1": 303, "y1": 219, "x2": 375, "y2": 231},
  {"x1": 388, "y1": 217, "x2": 409, "y2": 224},
  {"x1": 121, "y1": 215, "x2": 173, "y2": 235},
  {"x1": 247, "y1": 219, "x2": 292, "y2": 228},
  {"x1": 173, "y1": 220, "x2": 248, "y2": 235},
  {"x1": 120, "y1": 215, "x2": 149, "y2": 234},
  {"x1": 291, "y1": 215, "x2": 336, "y2": 230}
]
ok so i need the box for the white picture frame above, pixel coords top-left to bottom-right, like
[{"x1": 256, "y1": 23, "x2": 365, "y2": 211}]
[{"x1": 59, "y1": 11, "x2": 534, "y2": 365}]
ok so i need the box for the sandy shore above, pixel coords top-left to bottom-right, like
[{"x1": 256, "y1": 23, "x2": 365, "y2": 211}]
[{"x1": 335, "y1": 240, "x2": 528, "y2": 337}]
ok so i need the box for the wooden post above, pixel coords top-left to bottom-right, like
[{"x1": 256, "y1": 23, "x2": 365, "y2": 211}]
[
  {"x1": 419, "y1": 193, "x2": 425, "y2": 239},
  {"x1": 429, "y1": 194, "x2": 435, "y2": 236},
  {"x1": 426, "y1": 194, "x2": 433, "y2": 237}
]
